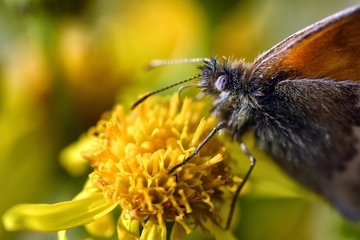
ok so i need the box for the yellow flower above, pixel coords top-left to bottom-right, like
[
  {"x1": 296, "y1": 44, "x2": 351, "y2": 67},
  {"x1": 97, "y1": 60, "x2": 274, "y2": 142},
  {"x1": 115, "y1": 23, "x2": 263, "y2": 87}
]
[{"x1": 2, "y1": 93, "x2": 238, "y2": 240}]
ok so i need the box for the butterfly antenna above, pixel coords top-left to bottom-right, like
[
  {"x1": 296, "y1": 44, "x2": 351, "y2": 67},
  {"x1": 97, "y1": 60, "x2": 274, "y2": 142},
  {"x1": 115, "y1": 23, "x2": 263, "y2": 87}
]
[
  {"x1": 131, "y1": 74, "x2": 201, "y2": 110},
  {"x1": 146, "y1": 58, "x2": 208, "y2": 70}
]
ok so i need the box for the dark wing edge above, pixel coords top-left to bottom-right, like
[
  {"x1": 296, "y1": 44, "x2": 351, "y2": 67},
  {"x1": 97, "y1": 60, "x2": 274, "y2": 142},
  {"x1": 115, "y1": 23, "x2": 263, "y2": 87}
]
[{"x1": 252, "y1": 4, "x2": 360, "y2": 82}]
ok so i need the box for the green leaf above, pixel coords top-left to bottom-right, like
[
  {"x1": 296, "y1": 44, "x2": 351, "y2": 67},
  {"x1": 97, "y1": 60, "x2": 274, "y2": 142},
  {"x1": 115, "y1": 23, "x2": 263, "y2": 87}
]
[{"x1": 202, "y1": 218, "x2": 237, "y2": 240}]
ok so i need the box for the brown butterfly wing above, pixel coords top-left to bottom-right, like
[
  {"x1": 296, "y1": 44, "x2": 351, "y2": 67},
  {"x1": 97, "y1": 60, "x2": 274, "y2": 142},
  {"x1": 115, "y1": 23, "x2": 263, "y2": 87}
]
[
  {"x1": 252, "y1": 5, "x2": 360, "y2": 82},
  {"x1": 247, "y1": 5, "x2": 360, "y2": 221}
]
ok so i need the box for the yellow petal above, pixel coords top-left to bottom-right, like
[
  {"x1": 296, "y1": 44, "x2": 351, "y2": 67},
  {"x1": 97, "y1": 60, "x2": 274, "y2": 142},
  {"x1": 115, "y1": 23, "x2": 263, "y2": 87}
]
[
  {"x1": 170, "y1": 221, "x2": 187, "y2": 240},
  {"x1": 2, "y1": 192, "x2": 117, "y2": 232},
  {"x1": 59, "y1": 134, "x2": 91, "y2": 177},
  {"x1": 57, "y1": 230, "x2": 68, "y2": 240},
  {"x1": 85, "y1": 212, "x2": 115, "y2": 238},
  {"x1": 140, "y1": 217, "x2": 167, "y2": 240},
  {"x1": 117, "y1": 212, "x2": 140, "y2": 240}
]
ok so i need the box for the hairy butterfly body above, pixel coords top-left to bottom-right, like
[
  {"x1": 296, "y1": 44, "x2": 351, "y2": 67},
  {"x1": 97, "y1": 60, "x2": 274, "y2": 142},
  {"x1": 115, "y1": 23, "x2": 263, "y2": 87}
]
[{"x1": 198, "y1": 5, "x2": 360, "y2": 221}]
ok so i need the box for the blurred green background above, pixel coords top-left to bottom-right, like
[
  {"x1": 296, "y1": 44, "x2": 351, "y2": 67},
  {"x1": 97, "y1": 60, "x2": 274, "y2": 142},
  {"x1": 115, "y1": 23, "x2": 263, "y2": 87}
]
[{"x1": 1, "y1": 0, "x2": 359, "y2": 239}]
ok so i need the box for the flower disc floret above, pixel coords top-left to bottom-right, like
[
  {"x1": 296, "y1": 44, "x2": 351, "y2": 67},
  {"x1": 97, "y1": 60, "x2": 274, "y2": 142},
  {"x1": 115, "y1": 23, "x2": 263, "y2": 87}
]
[{"x1": 83, "y1": 94, "x2": 234, "y2": 232}]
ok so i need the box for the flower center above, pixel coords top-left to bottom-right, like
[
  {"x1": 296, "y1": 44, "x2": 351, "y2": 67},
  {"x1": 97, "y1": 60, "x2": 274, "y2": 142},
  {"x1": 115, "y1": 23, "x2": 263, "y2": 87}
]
[{"x1": 83, "y1": 94, "x2": 234, "y2": 231}]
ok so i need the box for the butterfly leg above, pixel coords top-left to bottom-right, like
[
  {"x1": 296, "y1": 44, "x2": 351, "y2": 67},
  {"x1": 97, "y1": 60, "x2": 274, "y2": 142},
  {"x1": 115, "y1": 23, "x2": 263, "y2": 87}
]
[
  {"x1": 169, "y1": 121, "x2": 227, "y2": 174},
  {"x1": 226, "y1": 140, "x2": 256, "y2": 229}
]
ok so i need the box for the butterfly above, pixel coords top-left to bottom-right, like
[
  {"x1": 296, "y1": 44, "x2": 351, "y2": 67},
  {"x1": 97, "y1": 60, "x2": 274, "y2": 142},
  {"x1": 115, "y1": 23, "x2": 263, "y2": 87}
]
[{"x1": 133, "y1": 4, "x2": 360, "y2": 223}]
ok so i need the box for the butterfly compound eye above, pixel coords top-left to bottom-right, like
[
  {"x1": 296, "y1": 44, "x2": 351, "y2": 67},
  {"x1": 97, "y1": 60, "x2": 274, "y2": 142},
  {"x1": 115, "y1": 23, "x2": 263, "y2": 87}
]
[{"x1": 215, "y1": 75, "x2": 228, "y2": 91}]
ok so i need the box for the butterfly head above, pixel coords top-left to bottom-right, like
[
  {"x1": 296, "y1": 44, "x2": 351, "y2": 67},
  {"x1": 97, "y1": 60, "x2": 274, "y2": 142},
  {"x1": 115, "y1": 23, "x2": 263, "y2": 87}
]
[
  {"x1": 198, "y1": 57, "x2": 246, "y2": 95},
  {"x1": 197, "y1": 56, "x2": 255, "y2": 133}
]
